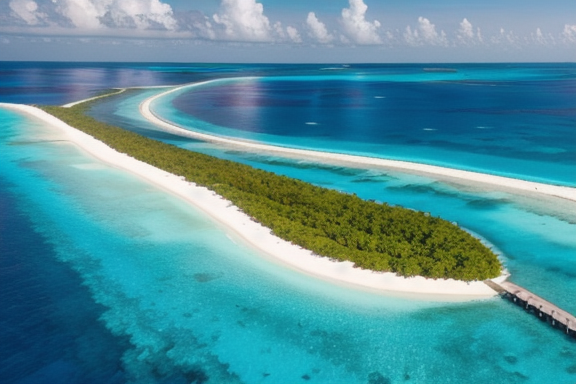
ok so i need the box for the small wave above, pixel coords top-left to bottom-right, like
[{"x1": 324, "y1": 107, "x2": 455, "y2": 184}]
[
  {"x1": 374, "y1": 96, "x2": 386, "y2": 99},
  {"x1": 71, "y1": 163, "x2": 107, "y2": 170},
  {"x1": 476, "y1": 126, "x2": 493, "y2": 129},
  {"x1": 305, "y1": 122, "x2": 319, "y2": 125},
  {"x1": 226, "y1": 234, "x2": 238, "y2": 245},
  {"x1": 423, "y1": 128, "x2": 437, "y2": 131}
]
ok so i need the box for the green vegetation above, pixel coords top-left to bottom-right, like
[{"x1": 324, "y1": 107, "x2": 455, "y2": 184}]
[{"x1": 40, "y1": 102, "x2": 502, "y2": 281}]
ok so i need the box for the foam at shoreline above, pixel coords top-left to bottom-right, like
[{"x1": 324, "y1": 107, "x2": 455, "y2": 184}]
[
  {"x1": 141, "y1": 82, "x2": 576, "y2": 202},
  {"x1": 1, "y1": 102, "x2": 508, "y2": 301}
]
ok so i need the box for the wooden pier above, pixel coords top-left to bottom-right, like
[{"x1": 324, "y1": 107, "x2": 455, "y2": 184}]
[{"x1": 485, "y1": 280, "x2": 576, "y2": 338}]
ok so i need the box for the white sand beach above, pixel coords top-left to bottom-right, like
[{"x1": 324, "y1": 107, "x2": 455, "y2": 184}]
[
  {"x1": 140, "y1": 82, "x2": 576, "y2": 203},
  {"x1": 1, "y1": 102, "x2": 509, "y2": 301}
]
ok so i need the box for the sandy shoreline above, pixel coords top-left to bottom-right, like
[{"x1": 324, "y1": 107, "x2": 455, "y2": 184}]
[
  {"x1": 1, "y1": 102, "x2": 507, "y2": 301},
  {"x1": 140, "y1": 81, "x2": 576, "y2": 202}
]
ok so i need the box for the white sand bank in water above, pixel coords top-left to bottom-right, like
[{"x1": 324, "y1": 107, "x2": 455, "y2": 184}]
[
  {"x1": 1, "y1": 102, "x2": 504, "y2": 301},
  {"x1": 140, "y1": 82, "x2": 576, "y2": 202},
  {"x1": 62, "y1": 88, "x2": 126, "y2": 108},
  {"x1": 61, "y1": 85, "x2": 175, "y2": 108}
]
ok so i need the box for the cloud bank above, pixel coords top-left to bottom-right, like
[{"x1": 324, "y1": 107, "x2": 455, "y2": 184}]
[
  {"x1": 212, "y1": 0, "x2": 272, "y2": 42},
  {"x1": 8, "y1": 0, "x2": 178, "y2": 30},
  {"x1": 2, "y1": 0, "x2": 575, "y2": 59}
]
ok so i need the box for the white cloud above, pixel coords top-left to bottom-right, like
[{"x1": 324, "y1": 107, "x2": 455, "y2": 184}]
[
  {"x1": 273, "y1": 21, "x2": 284, "y2": 38},
  {"x1": 110, "y1": 0, "x2": 177, "y2": 30},
  {"x1": 533, "y1": 27, "x2": 551, "y2": 45},
  {"x1": 476, "y1": 28, "x2": 483, "y2": 43},
  {"x1": 492, "y1": 27, "x2": 519, "y2": 45},
  {"x1": 11, "y1": 0, "x2": 179, "y2": 31},
  {"x1": 562, "y1": 24, "x2": 576, "y2": 43},
  {"x1": 457, "y1": 18, "x2": 482, "y2": 44},
  {"x1": 306, "y1": 12, "x2": 333, "y2": 44},
  {"x1": 212, "y1": 0, "x2": 272, "y2": 42},
  {"x1": 53, "y1": 0, "x2": 101, "y2": 29},
  {"x1": 457, "y1": 18, "x2": 473, "y2": 40},
  {"x1": 418, "y1": 17, "x2": 447, "y2": 45},
  {"x1": 384, "y1": 30, "x2": 395, "y2": 41},
  {"x1": 9, "y1": 0, "x2": 46, "y2": 25},
  {"x1": 403, "y1": 26, "x2": 418, "y2": 46},
  {"x1": 3, "y1": 0, "x2": 574, "y2": 57},
  {"x1": 340, "y1": 0, "x2": 381, "y2": 45},
  {"x1": 271, "y1": 21, "x2": 301, "y2": 43},
  {"x1": 404, "y1": 17, "x2": 447, "y2": 46},
  {"x1": 174, "y1": 10, "x2": 217, "y2": 39},
  {"x1": 286, "y1": 26, "x2": 302, "y2": 43}
]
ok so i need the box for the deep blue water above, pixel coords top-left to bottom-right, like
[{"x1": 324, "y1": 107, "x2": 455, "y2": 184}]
[
  {"x1": 164, "y1": 64, "x2": 576, "y2": 186},
  {"x1": 0, "y1": 177, "x2": 127, "y2": 384},
  {"x1": 0, "y1": 62, "x2": 369, "y2": 105},
  {"x1": 1, "y1": 62, "x2": 575, "y2": 384}
]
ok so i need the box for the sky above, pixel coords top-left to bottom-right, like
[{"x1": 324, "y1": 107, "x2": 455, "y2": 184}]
[{"x1": 0, "y1": 0, "x2": 575, "y2": 63}]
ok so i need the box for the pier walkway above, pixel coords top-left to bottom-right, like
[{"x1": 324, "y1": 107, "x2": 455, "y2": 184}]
[{"x1": 485, "y1": 280, "x2": 576, "y2": 338}]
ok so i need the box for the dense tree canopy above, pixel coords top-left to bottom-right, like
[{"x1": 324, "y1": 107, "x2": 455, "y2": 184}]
[{"x1": 40, "y1": 102, "x2": 502, "y2": 281}]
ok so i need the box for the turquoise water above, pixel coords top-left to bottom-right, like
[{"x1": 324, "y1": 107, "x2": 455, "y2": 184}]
[
  {"x1": 2, "y1": 63, "x2": 576, "y2": 383},
  {"x1": 3, "y1": 106, "x2": 576, "y2": 384}
]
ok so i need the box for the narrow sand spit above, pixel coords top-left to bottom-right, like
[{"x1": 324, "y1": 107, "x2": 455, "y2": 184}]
[
  {"x1": 61, "y1": 85, "x2": 175, "y2": 108},
  {"x1": 2, "y1": 102, "x2": 508, "y2": 300},
  {"x1": 140, "y1": 81, "x2": 576, "y2": 203},
  {"x1": 62, "y1": 88, "x2": 126, "y2": 108}
]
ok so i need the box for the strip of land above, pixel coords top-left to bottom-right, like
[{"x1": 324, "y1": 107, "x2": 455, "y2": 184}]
[
  {"x1": 0, "y1": 102, "x2": 504, "y2": 301},
  {"x1": 61, "y1": 85, "x2": 174, "y2": 108},
  {"x1": 62, "y1": 88, "x2": 126, "y2": 108},
  {"x1": 140, "y1": 81, "x2": 576, "y2": 202}
]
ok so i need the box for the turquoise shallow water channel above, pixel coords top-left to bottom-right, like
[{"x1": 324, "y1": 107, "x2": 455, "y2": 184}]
[{"x1": 1, "y1": 63, "x2": 575, "y2": 383}]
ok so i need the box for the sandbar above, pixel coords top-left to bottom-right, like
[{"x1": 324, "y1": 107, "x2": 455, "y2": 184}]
[
  {"x1": 1, "y1": 102, "x2": 505, "y2": 301},
  {"x1": 61, "y1": 85, "x2": 176, "y2": 108},
  {"x1": 140, "y1": 81, "x2": 576, "y2": 203},
  {"x1": 62, "y1": 88, "x2": 126, "y2": 108}
]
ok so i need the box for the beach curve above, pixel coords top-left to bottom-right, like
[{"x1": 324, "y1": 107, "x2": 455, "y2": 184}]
[
  {"x1": 140, "y1": 81, "x2": 576, "y2": 202},
  {"x1": 1, "y1": 102, "x2": 505, "y2": 301}
]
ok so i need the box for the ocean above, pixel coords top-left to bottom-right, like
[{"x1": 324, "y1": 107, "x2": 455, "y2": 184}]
[{"x1": 1, "y1": 62, "x2": 575, "y2": 384}]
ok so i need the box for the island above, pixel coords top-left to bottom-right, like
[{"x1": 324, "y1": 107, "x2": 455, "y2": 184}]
[{"x1": 40, "y1": 98, "x2": 502, "y2": 282}]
